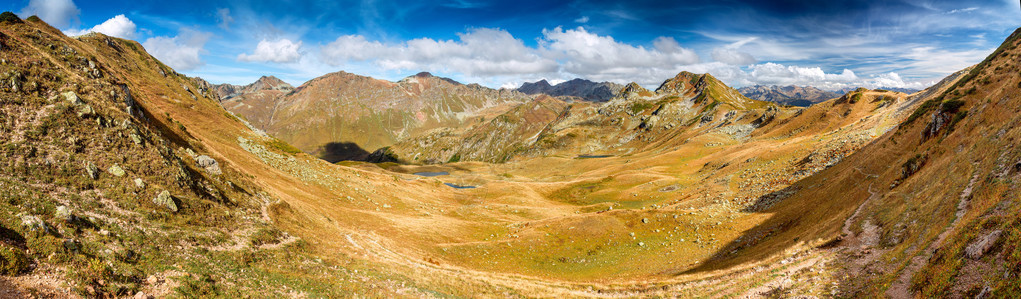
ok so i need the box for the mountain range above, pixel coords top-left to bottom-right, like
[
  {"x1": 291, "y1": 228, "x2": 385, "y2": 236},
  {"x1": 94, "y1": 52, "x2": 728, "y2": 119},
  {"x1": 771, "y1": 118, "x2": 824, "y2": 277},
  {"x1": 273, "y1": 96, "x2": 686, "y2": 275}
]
[
  {"x1": 516, "y1": 78, "x2": 625, "y2": 102},
  {"x1": 3, "y1": 12, "x2": 1021, "y2": 298}
]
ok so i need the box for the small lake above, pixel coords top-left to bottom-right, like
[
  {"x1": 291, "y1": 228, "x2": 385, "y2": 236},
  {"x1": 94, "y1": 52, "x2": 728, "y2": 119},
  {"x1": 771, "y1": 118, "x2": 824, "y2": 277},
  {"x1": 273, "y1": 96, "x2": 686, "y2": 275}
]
[
  {"x1": 413, "y1": 171, "x2": 449, "y2": 177},
  {"x1": 444, "y1": 183, "x2": 476, "y2": 189},
  {"x1": 575, "y1": 155, "x2": 613, "y2": 159}
]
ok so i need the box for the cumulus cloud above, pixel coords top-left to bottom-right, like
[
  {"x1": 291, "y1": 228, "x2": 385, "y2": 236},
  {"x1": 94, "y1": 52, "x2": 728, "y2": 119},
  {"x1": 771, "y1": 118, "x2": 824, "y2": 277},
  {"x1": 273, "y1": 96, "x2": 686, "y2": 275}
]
[
  {"x1": 65, "y1": 14, "x2": 136, "y2": 39},
  {"x1": 321, "y1": 28, "x2": 558, "y2": 77},
  {"x1": 20, "y1": 0, "x2": 79, "y2": 28},
  {"x1": 310, "y1": 26, "x2": 932, "y2": 90},
  {"x1": 540, "y1": 27, "x2": 699, "y2": 83},
  {"x1": 238, "y1": 39, "x2": 303, "y2": 63},
  {"x1": 142, "y1": 29, "x2": 212, "y2": 71}
]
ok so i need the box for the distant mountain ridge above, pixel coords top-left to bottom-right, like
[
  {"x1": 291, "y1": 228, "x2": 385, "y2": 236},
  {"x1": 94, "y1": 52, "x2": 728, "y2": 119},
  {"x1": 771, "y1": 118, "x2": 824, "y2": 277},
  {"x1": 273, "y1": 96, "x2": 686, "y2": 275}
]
[
  {"x1": 207, "y1": 71, "x2": 533, "y2": 161},
  {"x1": 737, "y1": 85, "x2": 841, "y2": 107},
  {"x1": 517, "y1": 78, "x2": 625, "y2": 102},
  {"x1": 211, "y1": 75, "x2": 294, "y2": 101}
]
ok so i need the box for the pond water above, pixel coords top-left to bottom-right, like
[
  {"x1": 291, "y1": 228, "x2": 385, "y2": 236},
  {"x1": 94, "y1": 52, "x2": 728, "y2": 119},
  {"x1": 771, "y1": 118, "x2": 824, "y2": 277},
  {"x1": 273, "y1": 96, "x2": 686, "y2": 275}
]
[
  {"x1": 444, "y1": 183, "x2": 476, "y2": 189},
  {"x1": 575, "y1": 155, "x2": 613, "y2": 159},
  {"x1": 413, "y1": 171, "x2": 449, "y2": 177}
]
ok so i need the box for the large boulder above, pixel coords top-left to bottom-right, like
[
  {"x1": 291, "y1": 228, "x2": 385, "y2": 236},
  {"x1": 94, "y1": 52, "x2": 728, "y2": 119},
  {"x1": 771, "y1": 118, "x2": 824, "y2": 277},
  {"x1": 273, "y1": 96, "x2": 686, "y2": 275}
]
[
  {"x1": 20, "y1": 215, "x2": 50, "y2": 234},
  {"x1": 153, "y1": 191, "x2": 178, "y2": 212},
  {"x1": 195, "y1": 155, "x2": 221, "y2": 175},
  {"x1": 55, "y1": 205, "x2": 74, "y2": 222}
]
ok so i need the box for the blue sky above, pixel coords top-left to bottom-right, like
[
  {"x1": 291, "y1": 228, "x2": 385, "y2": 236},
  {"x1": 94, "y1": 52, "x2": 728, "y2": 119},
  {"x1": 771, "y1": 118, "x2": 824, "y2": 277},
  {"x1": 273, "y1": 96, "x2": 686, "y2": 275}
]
[{"x1": 7, "y1": 0, "x2": 1021, "y2": 90}]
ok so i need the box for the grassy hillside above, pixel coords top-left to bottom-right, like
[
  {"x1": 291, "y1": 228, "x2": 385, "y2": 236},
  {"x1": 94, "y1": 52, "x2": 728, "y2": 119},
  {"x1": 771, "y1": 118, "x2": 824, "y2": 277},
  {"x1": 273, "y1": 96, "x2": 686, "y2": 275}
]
[{"x1": 4, "y1": 11, "x2": 1019, "y2": 298}]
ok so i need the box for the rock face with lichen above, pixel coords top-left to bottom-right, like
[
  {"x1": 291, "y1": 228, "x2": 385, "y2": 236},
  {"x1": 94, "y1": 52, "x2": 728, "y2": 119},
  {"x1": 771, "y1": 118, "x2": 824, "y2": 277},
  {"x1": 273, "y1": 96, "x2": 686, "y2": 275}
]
[{"x1": 152, "y1": 191, "x2": 177, "y2": 212}]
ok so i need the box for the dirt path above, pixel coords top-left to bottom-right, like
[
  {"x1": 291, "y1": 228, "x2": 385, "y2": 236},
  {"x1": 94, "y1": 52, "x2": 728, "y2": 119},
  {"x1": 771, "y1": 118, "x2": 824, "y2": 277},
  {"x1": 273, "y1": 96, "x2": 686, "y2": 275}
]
[{"x1": 886, "y1": 172, "x2": 979, "y2": 298}]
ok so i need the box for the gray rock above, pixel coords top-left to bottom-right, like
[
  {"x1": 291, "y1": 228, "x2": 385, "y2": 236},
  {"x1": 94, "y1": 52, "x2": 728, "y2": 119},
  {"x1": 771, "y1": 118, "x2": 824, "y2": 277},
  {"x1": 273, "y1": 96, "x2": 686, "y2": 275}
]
[
  {"x1": 195, "y1": 155, "x2": 221, "y2": 175},
  {"x1": 641, "y1": 218, "x2": 649, "y2": 224},
  {"x1": 130, "y1": 133, "x2": 143, "y2": 144},
  {"x1": 966, "y1": 230, "x2": 1002, "y2": 259},
  {"x1": 77, "y1": 104, "x2": 94, "y2": 117},
  {"x1": 107, "y1": 164, "x2": 126, "y2": 177},
  {"x1": 134, "y1": 178, "x2": 145, "y2": 189},
  {"x1": 20, "y1": 215, "x2": 50, "y2": 233},
  {"x1": 55, "y1": 205, "x2": 74, "y2": 222},
  {"x1": 153, "y1": 190, "x2": 178, "y2": 212},
  {"x1": 84, "y1": 161, "x2": 98, "y2": 179},
  {"x1": 62, "y1": 91, "x2": 83, "y2": 105}
]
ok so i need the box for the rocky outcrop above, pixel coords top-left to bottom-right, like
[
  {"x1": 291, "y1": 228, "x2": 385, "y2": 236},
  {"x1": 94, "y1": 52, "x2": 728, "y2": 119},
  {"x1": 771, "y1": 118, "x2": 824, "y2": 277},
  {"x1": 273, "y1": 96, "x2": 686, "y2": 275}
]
[{"x1": 965, "y1": 230, "x2": 1002, "y2": 259}]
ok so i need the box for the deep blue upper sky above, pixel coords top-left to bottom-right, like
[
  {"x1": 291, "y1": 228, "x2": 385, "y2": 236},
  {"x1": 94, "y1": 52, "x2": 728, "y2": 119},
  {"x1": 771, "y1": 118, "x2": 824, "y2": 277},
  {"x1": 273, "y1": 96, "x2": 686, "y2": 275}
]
[{"x1": 8, "y1": 0, "x2": 1021, "y2": 90}]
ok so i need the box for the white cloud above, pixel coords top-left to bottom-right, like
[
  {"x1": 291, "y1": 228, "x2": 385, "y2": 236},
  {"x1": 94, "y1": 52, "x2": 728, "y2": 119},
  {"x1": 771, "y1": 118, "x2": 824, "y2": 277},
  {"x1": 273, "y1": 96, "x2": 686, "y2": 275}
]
[
  {"x1": 216, "y1": 8, "x2": 233, "y2": 30},
  {"x1": 900, "y1": 46, "x2": 991, "y2": 75},
  {"x1": 321, "y1": 28, "x2": 558, "y2": 77},
  {"x1": 539, "y1": 27, "x2": 699, "y2": 84},
  {"x1": 65, "y1": 14, "x2": 136, "y2": 39},
  {"x1": 142, "y1": 28, "x2": 212, "y2": 71},
  {"x1": 20, "y1": 0, "x2": 79, "y2": 28},
  {"x1": 574, "y1": 16, "x2": 589, "y2": 23},
  {"x1": 238, "y1": 39, "x2": 303, "y2": 63},
  {"x1": 711, "y1": 37, "x2": 757, "y2": 65},
  {"x1": 711, "y1": 48, "x2": 757, "y2": 65},
  {"x1": 308, "y1": 26, "x2": 936, "y2": 91}
]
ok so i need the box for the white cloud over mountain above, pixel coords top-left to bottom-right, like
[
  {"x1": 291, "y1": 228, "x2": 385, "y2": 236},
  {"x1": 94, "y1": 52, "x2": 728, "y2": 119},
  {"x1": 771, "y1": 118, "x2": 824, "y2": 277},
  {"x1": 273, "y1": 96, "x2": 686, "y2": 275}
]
[
  {"x1": 64, "y1": 14, "x2": 136, "y2": 39},
  {"x1": 143, "y1": 28, "x2": 212, "y2": 71},
  {"x1": 309, "y1": 26, "x2": 937, "y2": 90},
  {"x1": 238, "y1": 39, "x2": 303, "y2": 63},
  {"x1": 20, "y1": 0, "x2": 79, "y2": 28}
]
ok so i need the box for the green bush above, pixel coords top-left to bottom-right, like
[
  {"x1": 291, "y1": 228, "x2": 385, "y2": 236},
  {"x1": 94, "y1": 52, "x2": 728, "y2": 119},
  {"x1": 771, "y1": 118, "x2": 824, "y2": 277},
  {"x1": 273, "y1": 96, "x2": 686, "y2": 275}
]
[
  {"x1": 940, "y1": 99, "x2": 965, "y2": 113},
  {"x1": 249, "y1": 227, "x2": 283, "y2": 246},
  {"x1": 266, "y1": 138, "x2": 302, "y2": 154},
  {"x1": 0, "y1": 244, "x2": 29, "y2": 275}
]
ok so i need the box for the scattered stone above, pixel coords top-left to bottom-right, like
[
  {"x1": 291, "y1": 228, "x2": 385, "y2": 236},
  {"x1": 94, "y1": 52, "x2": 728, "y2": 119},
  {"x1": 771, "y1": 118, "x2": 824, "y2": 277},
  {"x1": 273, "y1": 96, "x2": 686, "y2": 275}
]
[
  {"x1": 129, "y1": 133, "x2": 143, "y2": 144},
  {"x1": 641, "y1": 218, "x2": 649, "y2": 224},
  {"x1": 62, "y1": 239, "x2": 79, "y2": 252},
  {"x1": 62, "y1": 91, "x2": 82, "y2": 105},
  {"x1": 195, "y1": 155, "x2": 221, "y2": 175},
  {"x1": 134, "y1": 178, "x2": 145, "y2": 189},
  {"x1": 84, "y1": 161, "x2": 98, "y2": 179},
  {"x1": 55, "y1": 205, "x2": 74, "y2": 222},
  {"x1": 20, "y1": 215, "x2": 50, "y2": 233},
  {"x1": 76, "y1": 104, "x2": 94, "y2": 117},
  {"x1": 133, "y1": 291, "x2": 152, "y2": 299},
  {"x1": 153, "y1": 190, "x2": 178, "y2": 212},
  {"x1": 107, "y1": 164, "x2": 126, "y2": 177},
  {"x1": 965, "y1": 230, "x2": 1002, "y2": 259}
]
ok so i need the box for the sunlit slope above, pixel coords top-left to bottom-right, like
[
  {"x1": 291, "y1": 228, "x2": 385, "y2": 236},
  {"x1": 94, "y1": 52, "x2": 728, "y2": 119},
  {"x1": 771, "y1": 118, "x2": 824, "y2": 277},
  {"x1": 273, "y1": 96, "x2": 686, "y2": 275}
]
[
  {"x1": 687, "y1": 27, "x2": 1021, "y2": 297},
  {"x1": 242, "y1": 71, "x2": 534, "y2": 161}
]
